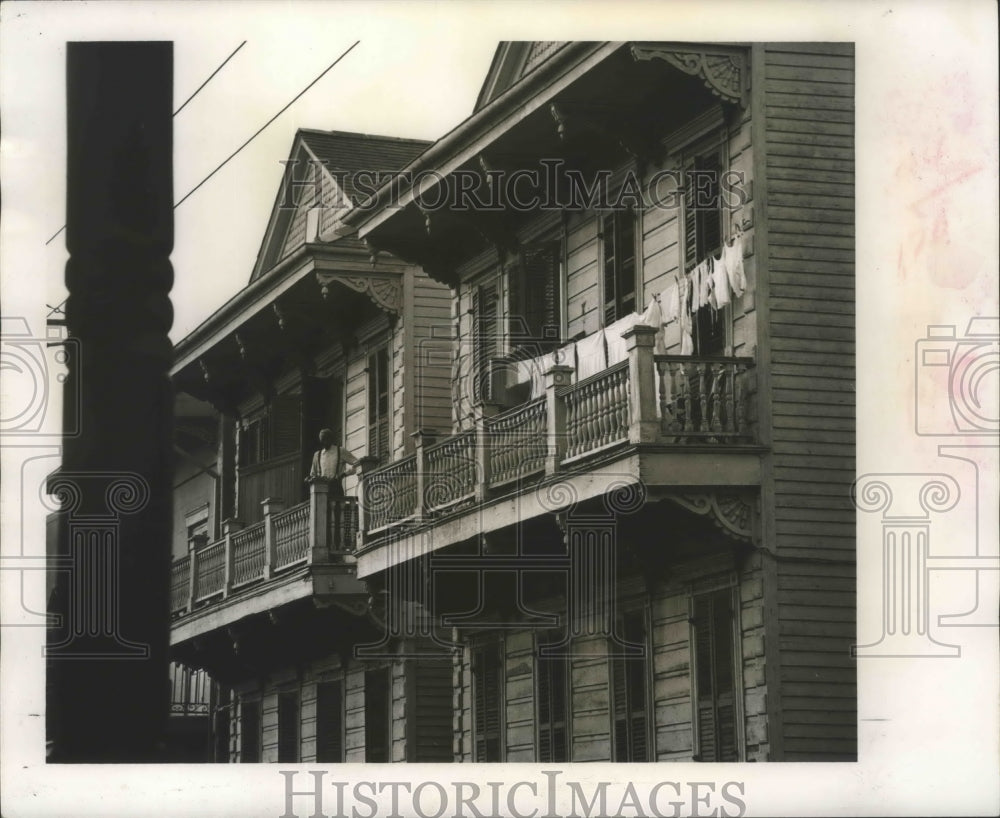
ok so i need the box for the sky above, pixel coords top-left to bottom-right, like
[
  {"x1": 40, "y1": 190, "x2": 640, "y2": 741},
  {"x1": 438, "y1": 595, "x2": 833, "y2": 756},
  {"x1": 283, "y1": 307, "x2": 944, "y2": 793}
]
[
  {"x1": 1, "y1": 2, "x2": 998, "y2": 816},
  {"x1": 2, "y1": 1, "x2": 503, "y2": 341}
]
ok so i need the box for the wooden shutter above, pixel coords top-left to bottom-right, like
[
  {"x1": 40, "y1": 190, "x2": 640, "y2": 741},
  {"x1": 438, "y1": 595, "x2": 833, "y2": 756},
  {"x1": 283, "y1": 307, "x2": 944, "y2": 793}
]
[
  {"x1": 537, "y1": 634, "x2": 569, "y2": 762},
  {"x1": 692, "y1": 589, "x2": 739, "y2": 762},
  {"x1": 412, "y1": 661, "x2": 453, "y2": 762},
  {"x1": 364, "y1": 668, "x2": 391, "y2": 762},
  {"x1": 277, "y1": 690, "x2": 300, "y2": 763},
  {"x1": 612, "y1": 611, "x2": 649, "y2": 762},
  {"x1": 473, "y1": 643, "x2": 503, "y2": 762},
  {"x1": 519, "y1": 242, "x2": 562, "y2": 353},
  {"x1": 315, "y1": 680, "x2": 344, "y2": 763},
  {"x1": 472, "y1": 281, "x2": 499, "y2": 403},
  {"x1": 617, "y1": 212, "x2": 637, "y2": 318},
  {"x1": 270, "y1": 392, "x2": 301, "y2": 458},
  {"x1": 240, "y1": 698, "x2": 261, "y2": 763},
  {"x1": 367, "y1": 349, "x2": 390, "y2": 462}
]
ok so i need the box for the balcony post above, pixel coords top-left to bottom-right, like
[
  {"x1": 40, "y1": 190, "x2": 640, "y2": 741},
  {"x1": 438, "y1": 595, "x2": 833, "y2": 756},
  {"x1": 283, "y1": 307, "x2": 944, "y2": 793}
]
[
  {"x1": 544, "y1": 364, "x2": 575, "y2": 475},
  {"x1": 306, "y1": 480, "x2": 332, "y2": 564},
  {"x1": 411, "y1": 429, "x2": 437, "y2": 522},
  {"x1": 222, "y1": 519, "x2": 243, "y2": 592},
  {"x1": 475, "y1": 402, "x2": 502, "y2": 503},
  {"x1": 187, "y1": 533, "x2": 208, "y2": 611},
  {"x1": 356, "y1": 456, "x2": 380, "y2": 548},
  {"x1": 261, "y1": 498, "x2": 285, "y2": 576},
  {"x1": 623, "y1": 325, "x2": 659, "y2": 445}
]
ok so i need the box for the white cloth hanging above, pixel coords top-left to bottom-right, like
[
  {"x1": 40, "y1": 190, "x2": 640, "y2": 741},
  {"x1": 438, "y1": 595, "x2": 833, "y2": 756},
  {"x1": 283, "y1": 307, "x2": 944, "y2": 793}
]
[
  {"x1": 575, "y1": 329, "x2": 607, "y2": 380},
  {"x1": 723, "y1": 234, "x2": 747, "y2": 297},
  {"x1": 605, "y1": 312, "x2": 645, "y2": 366},
  {"x1": 711, "y1": 252, "x2": 731, "y2": 308},
  {"x1": 640, "y1": 295, "x2": 666, "y2": 354}
]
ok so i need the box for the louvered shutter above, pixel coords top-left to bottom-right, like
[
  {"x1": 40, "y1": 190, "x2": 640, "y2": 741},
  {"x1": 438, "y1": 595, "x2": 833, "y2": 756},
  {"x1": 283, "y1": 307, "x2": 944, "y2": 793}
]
[
  {"x1": 316, "y1": 680, "x2": 343, "y2": 763},
  {"x1": 699, "y1": 151, "x2": 723, "y2": 257},
  {"x1": 270, "y1": 393, "x2": 301, "y2": 458},
  {"x1": 617, "y1": 213, "x2": 637, "y2": 318},
  {"x1": 472, "y1": 282, "x2": 499, "y2": 404},
  {"x1": 367, "y1": 349, "x2": 390, "y2": 462},
  {"x1": 538, "y1": 653, "x2": 552, "y2": 761},
  {"x1": 473, "y1": 643, "x2": 503, "y2": 761},
  {"x1": 683, "y1": 158, "x2": 699, "y2": 273},
  {"x1": 692, "y1": 589, "x2": 738, "y2": 761},
  {"x1": 277, "y1": 690, "x2": 300, "y2": 763},
  {"x1": 537, "y1": 633, "x2": 569, "y2": 763},
  {"x1": 611, "y1": 612, "x2": 649, "y2": 761},
  {"x1": 240, "y1": 699, "x2": 261, "y2": 763},
  {"x1": 413, "y1": 661, "x2": 453, "y2": 762},
  {"x1": 520, "y1": 242, "x2": 562, "y2": 353},
  {"x1": 364, "y1": 668, "x2": 390, "y2": 762}
]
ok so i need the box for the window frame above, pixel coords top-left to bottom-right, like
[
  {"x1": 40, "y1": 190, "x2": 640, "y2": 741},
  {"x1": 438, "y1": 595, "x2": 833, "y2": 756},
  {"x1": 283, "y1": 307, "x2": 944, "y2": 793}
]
[
  {"x1": 315, "y1": 676, "x2": 346, "y2": 763},
  {"x1": 507, "y1": 236, "x2": 565, "y2": 358},
  {"x1": 366, "y1": 345, "x2": 392, "y2": 463},
  {"x1": 239, "y1": 696, "x2": 262, "y2": 763},
  {"x1": 471, "y1": 637, "x2": 506, "y2": 762},
  {"x1": 601, "y1": 207, "x2": 640, "y2": 326},
  {"x1": 609, "y1": 605, "x2": 653, "y2": 763},
  {"x1": 535, "y1": 630, "x2": 571, "y2": 763},
  {"x1": 689, "y1": 582, "x2": 745, "y2": 762},
  {"x1": 681, "y1": 131, "x2": 733, "y2": 356},
  {"x1": 277, "y1": 687, "x2": 301, "y2": 763}
]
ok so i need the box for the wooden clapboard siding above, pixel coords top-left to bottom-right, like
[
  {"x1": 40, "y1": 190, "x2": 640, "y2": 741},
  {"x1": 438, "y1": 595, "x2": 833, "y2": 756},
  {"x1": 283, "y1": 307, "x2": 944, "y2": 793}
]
[
  {"x1": 344, "y1": 664, "x2": 366, "y2": 762},
  {"x1": 565, "y1": 211, "x2": 600, "y2": 339},
  {"x1": 454, "y1": 644, "x2": 473, "y2": 761},
  {"x1": 569, "y1": 635, "x2": 612, "y2": 761},
  {"x1": 763, "y1": 41, "x2": 856, "y2": 761},
  {"x1": 504, "y1": 631, "x2": 537, "y2": 761},
  {"x1": 409, "y1": 271, "x2": 454, "y2": 436},
  {"x1": 391, "y1": 659, "x2": 407, "y2": 762}
]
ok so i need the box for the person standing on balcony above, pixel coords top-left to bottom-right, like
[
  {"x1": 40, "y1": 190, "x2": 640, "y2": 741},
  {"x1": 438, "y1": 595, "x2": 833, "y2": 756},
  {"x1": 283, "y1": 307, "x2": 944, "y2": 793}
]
[{"x1": 307, "y1": 428, "x2": 360, "y2": 497}]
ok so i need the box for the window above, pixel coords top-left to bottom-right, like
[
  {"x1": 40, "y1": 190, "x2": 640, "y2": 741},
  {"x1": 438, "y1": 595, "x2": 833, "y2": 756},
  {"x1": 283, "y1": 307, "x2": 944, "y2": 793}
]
[
  {"x1": 364, "y1": 668, "x2": 391, "y2": 762},
  {"x1": 536, "y1": 633, "x2": 569, "y2": 763},
  {"x1": 277, "y1": 689, "x2": 300, "y2": 763},
  {"x1": 186, "y1": 517, "x2": 208, "y2": 549},
  {"x1": 602, "y1": 209, "x2": 638, "y2": 324},
  {"x1": 683, "y1": 144, "x2": 728, "y2": 356},
  {"x1": 367, "y1": 348, "x2": 390, "y2": 463},
  {"x1": 315, "y1": 679, "x2": 344, "y2": 763},
  {"x1": 509, "y1": 241, "x2": 563, "y2": 356},
  {"x1": 238, "y1": 394, "x2": 301, "y2": 468},
  {"x1": 472, "y1": 279, "x2": 501, "y2": 404},
  {"x1": 611, "y1": 610, "x2": 650, "y2": 762},
  {"x1": 472, "y1": 641, "x2": 504, "y2": 762},
  {"x1": 240, "y1": 698, "x2": 261, "y2": 762},
  {"x1": 691, "y1": 587, "x2": 739, "y2": 762}
]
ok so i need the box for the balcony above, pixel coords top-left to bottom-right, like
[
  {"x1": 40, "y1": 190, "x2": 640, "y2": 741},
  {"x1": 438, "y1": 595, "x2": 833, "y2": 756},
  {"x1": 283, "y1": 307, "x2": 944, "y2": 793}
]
[
  {"x1": 358, "y1": 325, "x2": 761, "y2": 564},
  {"x1": 169, "y1": 482, "x2": 366, "y2": 646}
]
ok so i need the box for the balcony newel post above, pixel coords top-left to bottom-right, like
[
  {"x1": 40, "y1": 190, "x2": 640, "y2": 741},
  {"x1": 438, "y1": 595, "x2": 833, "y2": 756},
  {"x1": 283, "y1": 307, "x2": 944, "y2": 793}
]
[
  {"x1": 623, "y1": 325, "x2": 659, "y2": 444},
  {"x1": 475, "y1": 402, "x2": 501, "y2": 504},
  {"x1": 411, "y1": 429, "x2": 436, "y2": 522},
  {"x1": 305, "y1": 480, "x2": 331, "y2": 564},
  {"x1": 356, "y1": 456, "x2": 380, "y2": 550},
  {"x1": 222, "y1": 519, "x2": 244, "y2": 590},
  {"x1": 261, "y1": 498, "x2": 285, "y2": 575},
  {"x1": 544, "y1": 364, "x2": 575, "y2": 475}
]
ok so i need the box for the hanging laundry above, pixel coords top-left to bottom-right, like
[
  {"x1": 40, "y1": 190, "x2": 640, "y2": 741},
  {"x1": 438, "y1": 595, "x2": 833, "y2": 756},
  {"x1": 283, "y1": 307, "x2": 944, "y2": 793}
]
[
  {"x1": 712, "y1": 251, "x2": 731, "y2": 308},
  {"x1": 576, "y1": 329, "x2": 607, "y2": 379},
  {"x1": 690, "y1": 263, "x2": 703, "y2": 311},
  {"x1": 723, "y1": 234, "x2": 747, "y2": 297},
  {"x1": 699, "y1": 259, "x2": 713, "y2": 310},
  {"x1": 640, "y1": 295, "x2": 666, "y2": 354},
  {"x1": 606, "y1": 312, "x2": 645, "y2": 365},
  {"x1": 662, "y1": 280, "x2": 680, "y2": 323}
]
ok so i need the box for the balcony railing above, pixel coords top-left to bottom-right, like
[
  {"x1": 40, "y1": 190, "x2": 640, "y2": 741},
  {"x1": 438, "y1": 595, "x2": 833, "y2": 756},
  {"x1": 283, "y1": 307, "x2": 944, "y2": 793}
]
[
  {"x1": 170, "y1": 485, "x2": 358, "y2": 618},
  {"x1": 359, "y1": 325, "x2": 757, "y2": 543}
]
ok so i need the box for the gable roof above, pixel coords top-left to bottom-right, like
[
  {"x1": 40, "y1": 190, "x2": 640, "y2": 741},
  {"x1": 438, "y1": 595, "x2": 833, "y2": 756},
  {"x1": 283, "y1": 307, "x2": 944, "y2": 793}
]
[
  {"x1": 474, "y1": 42, "x2": 567, "y2": 112},
  {"x1": 249, "y1": 129, "x2": 431, "y2": 281}
]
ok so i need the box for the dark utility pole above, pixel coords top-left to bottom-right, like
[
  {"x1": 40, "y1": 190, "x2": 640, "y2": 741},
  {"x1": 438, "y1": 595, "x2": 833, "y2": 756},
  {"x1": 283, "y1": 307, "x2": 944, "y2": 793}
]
[{"x1": 48, "y1": 41, "x2": 174, "y2": 762}]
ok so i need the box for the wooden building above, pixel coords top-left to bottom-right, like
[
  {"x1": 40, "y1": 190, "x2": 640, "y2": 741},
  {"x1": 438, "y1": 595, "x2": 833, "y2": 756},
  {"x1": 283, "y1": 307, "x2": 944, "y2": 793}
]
[{"x1": 170, "y1": 41, "x2": 855, "y2": 763}]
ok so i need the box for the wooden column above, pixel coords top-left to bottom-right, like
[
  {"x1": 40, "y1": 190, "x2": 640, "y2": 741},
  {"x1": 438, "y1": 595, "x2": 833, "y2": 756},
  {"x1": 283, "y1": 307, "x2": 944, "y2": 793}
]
[
  {"x1": 48, "y1": 41, "x2": 174, "y2": 762},
  {"x1": 544, "y1": 364, "x2": 574, "y2": 475},
  {"x1": 411, "y1": 429, "x2": 437, "y2": 522},
  {"x1": 307, "y1": 481, "x2": 330, "y2": 564}
]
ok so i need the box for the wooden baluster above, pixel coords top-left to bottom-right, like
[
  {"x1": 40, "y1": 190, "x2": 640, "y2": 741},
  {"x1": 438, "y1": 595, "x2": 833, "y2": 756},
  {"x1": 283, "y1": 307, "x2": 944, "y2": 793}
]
[
  {"x1": 735, "y1": 364, "x2": 748, "y2": 437},
  {"x1": 675, "y1": 363, "x2": 688, "y2": 434},
  {"x1": 697, "y1": 363, "x2": 710, "y2": 433},
  {"x1": 724, "y1": 363, "x2": 736, "y2": 435},
  {"x1": 710, "y1": 363, "x2": 724, "y2": 436}
]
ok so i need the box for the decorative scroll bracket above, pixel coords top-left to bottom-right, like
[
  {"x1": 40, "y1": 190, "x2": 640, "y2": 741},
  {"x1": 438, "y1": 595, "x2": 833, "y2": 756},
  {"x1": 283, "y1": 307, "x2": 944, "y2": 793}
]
[
  {"x1": 662, "y1": 490, "x2": 756, "y2": 543},
  {"x1": 630, "y1": 43, "x2": 748, "y2": 107},
  {"x1": 314, "y1": 271, "x2": 403, "y2": 314}
]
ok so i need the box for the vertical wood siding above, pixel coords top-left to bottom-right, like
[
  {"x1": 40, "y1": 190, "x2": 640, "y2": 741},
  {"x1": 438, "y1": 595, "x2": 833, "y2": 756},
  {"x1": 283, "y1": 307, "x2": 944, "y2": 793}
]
[{"x1": 763, "y1": 42, "x2": 856, "y2": 761}]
